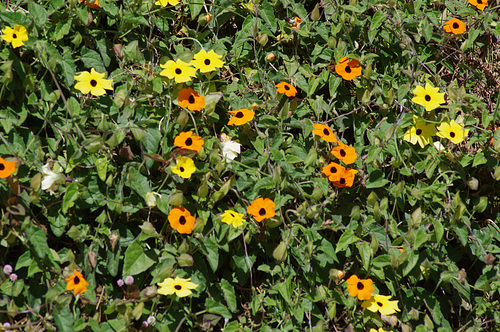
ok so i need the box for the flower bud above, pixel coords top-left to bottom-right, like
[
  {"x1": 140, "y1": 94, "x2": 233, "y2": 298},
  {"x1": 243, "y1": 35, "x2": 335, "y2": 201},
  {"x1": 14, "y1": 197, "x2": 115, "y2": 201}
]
[
  {"x1": 273, "y1": 241, "x2": 288, "y2": 263},
  {"x1": 257, "y1": 33, "x2": 268, "y2": 46},
  {"x1": 168, "y1": 190, "x2": 184, "y2": 206},
  {"x1": 177, "y1": 253, "x2": 194, "y2": 267},
  {"x1": 328, "y1": 36, "x2": 336, "y2": 49},
  {"x1": 252, "y1": 102, "x2": 258, "y2": 110},
  {"x1": 266, "y1": 53, "x2": 275, "y2": 62},
  {"x1": 205, "y1": 14, "x2": 212, "y2": 23},
  {"x1": 467, "y1": 177, "x2": 479, "y2": 191},
  {"x1": 145, "y1": 192, "x2": 157, "y2": 208},
  {"x1": 311, "y1": 4, "x2": 320, "y2": 21},
  {"x1": 117, "y1": 279, "x2": 124, "y2": 287},
  {"x1": 350, "y1": 205, "x2": 360, "y2": 220},
  {"x1": 175, "y1": 109, "x2": 189, "y2": 127},
  {"x1": 197, "y1": 180, "x2": 209, "y2": 198}
]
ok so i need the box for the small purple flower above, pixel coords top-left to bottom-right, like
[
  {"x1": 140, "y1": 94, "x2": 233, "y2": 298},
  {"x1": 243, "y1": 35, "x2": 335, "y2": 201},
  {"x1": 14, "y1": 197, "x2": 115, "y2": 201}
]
[
  {"x1": 3, "y1": 322, "x2": 12, "y2": 329},
  {"x1": 142, "y1": 321, "x2": 149, "y2": 327},
  {"x1": 124, "y1": 275, "x2": 134, "y2": 285},
  {"x1": 147, "y1": 315, "x2": 156, "y2": 325},
  {"x1": 9, "y1": 274, "x2": 17, "y2": 282},
  {"x1": 117, "y1": 279, "x2": 124, "y2": 287},
  {"x1": 3, "y1": 265, "x2": 13, "y2": 275}
]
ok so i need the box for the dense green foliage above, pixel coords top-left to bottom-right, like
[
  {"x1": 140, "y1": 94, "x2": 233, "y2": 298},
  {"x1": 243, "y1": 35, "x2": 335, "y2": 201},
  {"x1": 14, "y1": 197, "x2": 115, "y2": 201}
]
[{"x1": 1, "y1": 0, "x2": 500, "y2": 331}]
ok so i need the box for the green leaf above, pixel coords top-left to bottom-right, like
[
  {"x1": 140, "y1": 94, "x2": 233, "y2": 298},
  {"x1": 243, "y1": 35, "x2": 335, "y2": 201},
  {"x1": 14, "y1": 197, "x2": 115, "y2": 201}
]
[
  {"x1": 52, "y1": 20, "x2": 72, "y2": 41},
  {"x1": 203, "y1": 236, "x2": 219, "y2": 272},
  {"x1": 62, "y1": 182, "x2": 80, "y2": 214},
  {"x1": 205, "y1": 299, "x2": 232, "y2": 319},
  {"x1": 368, "y1": 10, "x2": 386, "y2": 43},
  {"x1": 29, "y1": 2, "x2": 49, "y2": 26},
  {"x1": 53, "y1": 307, "x2": 74, "y2": 332},
  {"x1": 93, "y1": 155, "x2": 108, "y2": 182},
  {"x1": 123, "y1": 240, "x2": 156, "y2": 276},
  {"x1": 260, "y1": 0, "x2": 277, "y2": 33},
  {"x1": 80, "y1": 48, "x2": 105, "y2": 73},
  {"x1": 335, "y1": 229, "x2": 360, "y2": 253},
  {"x1": 25, "y1": 227, "x2": 49, "y2": 260},
  {"x1": 221, "y1": 279, "x2": 237, "y2": 312},
  {"x1": 472, "y1": 152, "x2": 487, "y2": 167}
]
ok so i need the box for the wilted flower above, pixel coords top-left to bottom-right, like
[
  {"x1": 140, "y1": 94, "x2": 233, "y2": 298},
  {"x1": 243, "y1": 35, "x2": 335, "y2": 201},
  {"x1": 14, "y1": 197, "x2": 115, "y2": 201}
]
[
  {"x1": 219, "y1": 133, "x2": 241, "y2": 162},
  {"x1": 41, "y1": 163, "x2": 65, "y2": 190}
]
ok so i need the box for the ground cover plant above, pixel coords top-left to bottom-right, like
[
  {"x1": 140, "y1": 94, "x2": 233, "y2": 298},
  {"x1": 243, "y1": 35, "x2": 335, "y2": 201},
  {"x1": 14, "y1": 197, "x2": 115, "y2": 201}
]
[{"x1": 1, "y1": 0, "x2": 500, "y2": 331}]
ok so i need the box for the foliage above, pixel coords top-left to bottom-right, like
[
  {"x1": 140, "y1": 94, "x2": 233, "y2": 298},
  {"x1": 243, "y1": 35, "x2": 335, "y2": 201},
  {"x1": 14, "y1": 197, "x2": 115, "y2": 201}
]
[{"x1": 1, "y1": 0, "x2": 500, "y2": 331}]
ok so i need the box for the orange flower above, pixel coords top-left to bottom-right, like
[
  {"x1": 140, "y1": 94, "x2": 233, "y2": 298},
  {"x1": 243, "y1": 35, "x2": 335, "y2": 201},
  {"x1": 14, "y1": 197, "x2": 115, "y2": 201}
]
[
  {"x1": 80, "y1": 0, "x2": 100, "y2": 8},
  {"x1": 287, "y1": 16, "x2": 302, "y2": 29},
  {"x1": 312, "y1": 124, "x2": 337, "y2": 143},
  {"x1": 335, "y1": 57, "x2": 362, "y2": 81},
  {"x1": 65, "y1": 269, "x2": 90, "y2": 295},
  {"x1": 178, "y1": 87, "x2": 205, "y2": 111},
  {"x1": 346, "y1": 275, "x2": 374, "y2": 300},
  {"x1": 0, "y1": 157, "x2": 16, "y2": 179},
  {"x1": 332, "y1": 168, "x2": 358, "y2": 188},
  {"x1": 331, "y1": 142, "x2": 357, "y2": 164},
  {"x1": 276, "y1": 82, "x2": 297, "y2": 97},
  {"x1": 168, "y1": 207, "x2": 196, "y2": 234},
  {"x1": 468, "y1": 0, "x2": 488, "y2": 10},
  {"x1": 227, "y1": 108, "x2": 255, "y2": 126},
  {"x1": 444, "y1": 18, "x2": 467, "y2": 35},
  {"x1": 321, "y1": 162, "x2": 346, "y2": 182},
  {"x1": 174, "y1": 131, "x2": 204, "y2": 152},
  {"x1": 247, "y1": 197, "x2": 276, "y2": 222}
]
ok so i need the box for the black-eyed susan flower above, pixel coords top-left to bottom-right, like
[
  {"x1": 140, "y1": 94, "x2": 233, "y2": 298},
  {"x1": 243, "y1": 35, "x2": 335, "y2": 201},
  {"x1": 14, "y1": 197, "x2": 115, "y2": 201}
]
[
  {"x1": 191, "y1": 49, "x2": 224, "y2": 73},
  {"x1": 1, "y1": 25, "x2": 28, "y2": 49},
  {"x1": 403, "y1": 116, "x2": 436, "y2": 148},
  {"x1": 361, "y1": 294, "x2": 400, "y2": 315},
  {"x1": 321, "y1": 162, "x2": 346, "y2": 182},
  {"x1": 331, "y1": 142, "x2": 357, "y2": 164},
  {"x1": 333, "y1": 168, "x2": 358, "y2": 188},
  {"x1": 221, "y1": 210, "x2": 245, "y2": 228},
  {"x1": 160, "y1": 59, "x2": 197, "y2": 83},
  {"x1": 80, "y1": 0, "x2": 100, "y2": 8},
  {"x1": 171, "y1": 156, "x2": 196, "y2": 179},
  {"x1": 65, "y1": 269, "x2": 90, "y2": 295},
  {"x1": 335, "y1": 57, "x2": 362, "y2": 81},
  {"x1": 0, "y1": 158, "x2": 16, "y2": 179},
  {"x1": 370, "y1": 328, "x2": 392, "y2": 332},
  {"x1": 312, "y1": 124, "x2": 337, "y2": 143},
  {"x1": 247, "y1": 197, "x2": 276, "y2": 222},
  {"x1": 168, "y1": 207, "x2": 196, "y2": 234},
  {"x1": 436, "y1": 120, "x2": 469, "y2": 144},
  {"x1": 178, "y1": 87, "x2": 205, "y2": 111},
  {"x1": 468, "y1": 0, "x2": 488, "y2": 10},
  {"x1": 219, "y1": 133, "x2": 241, "y2": 162},
  {"x1": 346, "y1": 275, "x2": 374, "y2": 300},
  {"x1": 74, "y1": 68, "x2": 113, "y2": 96},
  {"x1": 174, "y1": 131, "x2": 204, "y2": 152},
  {"x1": 411, "y1": 83, "x2": 445, "y2": 112},
  {"x1": 444, "y1": 18, "x2": 467, "y2": 35},
  {"x1": 276, "y1": 82, "x2": 297, "y2": 97},
  {"x1": 227, "y1": 108, "x2": 255, "y2": 126},
  {"x1": 157, "y1": 277, "x2": 198, "y2": 297}
]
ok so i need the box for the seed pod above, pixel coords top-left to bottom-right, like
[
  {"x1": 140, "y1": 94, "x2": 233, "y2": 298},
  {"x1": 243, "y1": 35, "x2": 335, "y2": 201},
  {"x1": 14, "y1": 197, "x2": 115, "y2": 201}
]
[{"x1": 266, "y1": 53, "x2": 275, "y2": 61}]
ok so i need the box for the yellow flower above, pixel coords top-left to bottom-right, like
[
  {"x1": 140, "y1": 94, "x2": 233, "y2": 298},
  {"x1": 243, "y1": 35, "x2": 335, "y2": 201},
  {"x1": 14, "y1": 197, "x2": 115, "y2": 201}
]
[
  {"x1": 403, "y1": 116, "x2": 436, "y2": 148},
  {"x1": 361, "y1": 294, "x2": 400, "y2": 315},
  {"x1": 436, "y1": 120, "x2": 469, "y2": 144},
  {"x1": 155, "y1": 0, "x2": 180, "y2": 6},
  {"x1": 411, "y1": 83, "x2": 445, "y2": 112},
  {"x1": 191, "y1": 50, "x2": 224, "y2": 73},
  {"x1": 221, "y1": 210, "x2": 245, "y2": 228},
  {"x1": 171, "y1": 156, "x2": 195, "y2": 179},
  {"x1": 370, "y1": 328, "x2": 392, "y2": 332},
  {"x1": 157, "y1": 277, "x2": 198, "y2": 297},
  {"x1": 74, "y1": 68, "x2": 113, "y2": 96},
  {"x1": 1, "y1": 25, "x2": 28, "y2": 48},
  {"x1": 159, "y1": 59, "x2": 197, "y2": 83}
]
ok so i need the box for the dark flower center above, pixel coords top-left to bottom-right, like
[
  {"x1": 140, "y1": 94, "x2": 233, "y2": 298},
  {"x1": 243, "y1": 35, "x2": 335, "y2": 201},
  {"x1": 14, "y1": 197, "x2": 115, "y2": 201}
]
[
  {"x1": 340, "y1": 178, "x2": 346, "y2": 184},
  {"x1": 416, "y1": 129, "x2": 422, "y2": 135},
  {"x1": 330, "y1": 166, "x2": 337, "y2": 173},
  {"x1": 284, "y1": 85, "x2": 290, "y2": 90},
  {"x1": 323, "y1": 128, "x2": 329, "y2": 135},
  {"x1": 180, "y1": 167, "x2": 185, "y2": 172},
  {"x1": 204, "y1": 59, "x2": 211, "y2": 65},
  {"x1": 236, "y1": 112, "x2": 244, "y2": 118},
  {"x1": 74, "y1": 276, "x2": 80, "y2": 285},
  {"x1": 179, "y1": 216, "x2": 186, "y2": 225},
  {"x1": 13, "y1": 33, "x2": 17, "y2": 39},
  {"x1": 357, "y1": 282, "x2": 364, "y2": 290},
  {"x1": 258, "y1": 208, "x2": 266, "y2": 216},
  {"x1": 452, "y1": 22, "x2": 459, "y2": 29},
  {"x1": 377, "y1": 302, "x2": 383, "y2": 307},
  {"x1": 345, "y1": 66, "x2": 352, "y2": 73},
  {"x1": 174, "y1": 285, "x2": 182, "y2": 290},
  {"x1": 425, "y1": 95, "x2": 431, "y2": 102},
  {"x1": 477, "y1": 0, "x2": 482, "y2": 3},
  {"x1": 0, "y1": 164, "x2": 4, "y2": 171},
  {"x1": 340, "y1": 149, "x2": 346, "y2": 157},
  {"x1": 450, "y1": 132, "x2": 456, "y2": 138},
  {"x1": 90, "y1": 79, "x2": 97, "y2": 87},
  {"x1": 230, "y1": 212, "x2": 235, "y2": 217},
  {"x1": 175, "y1": 68, "x2": 182, "y2": 75},
  {"x1": 185, "y1": 138, "x2": 193, "y2": 146},
  {"x1": 188, "y1": 95, "x2": 195, "y2": 103}
]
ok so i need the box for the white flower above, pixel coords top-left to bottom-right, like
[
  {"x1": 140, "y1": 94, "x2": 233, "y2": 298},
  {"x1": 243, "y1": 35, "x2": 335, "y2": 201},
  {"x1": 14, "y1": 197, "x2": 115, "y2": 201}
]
[
  {"x1": 41, "y1": 163, "x2": 65, "y2": 190},
  {"x1": 220, "y1": 133, "x2": 241, "y2": 162},
  {"x1": 433, "y1": 141, "x2": 445, "y2": 152}
]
